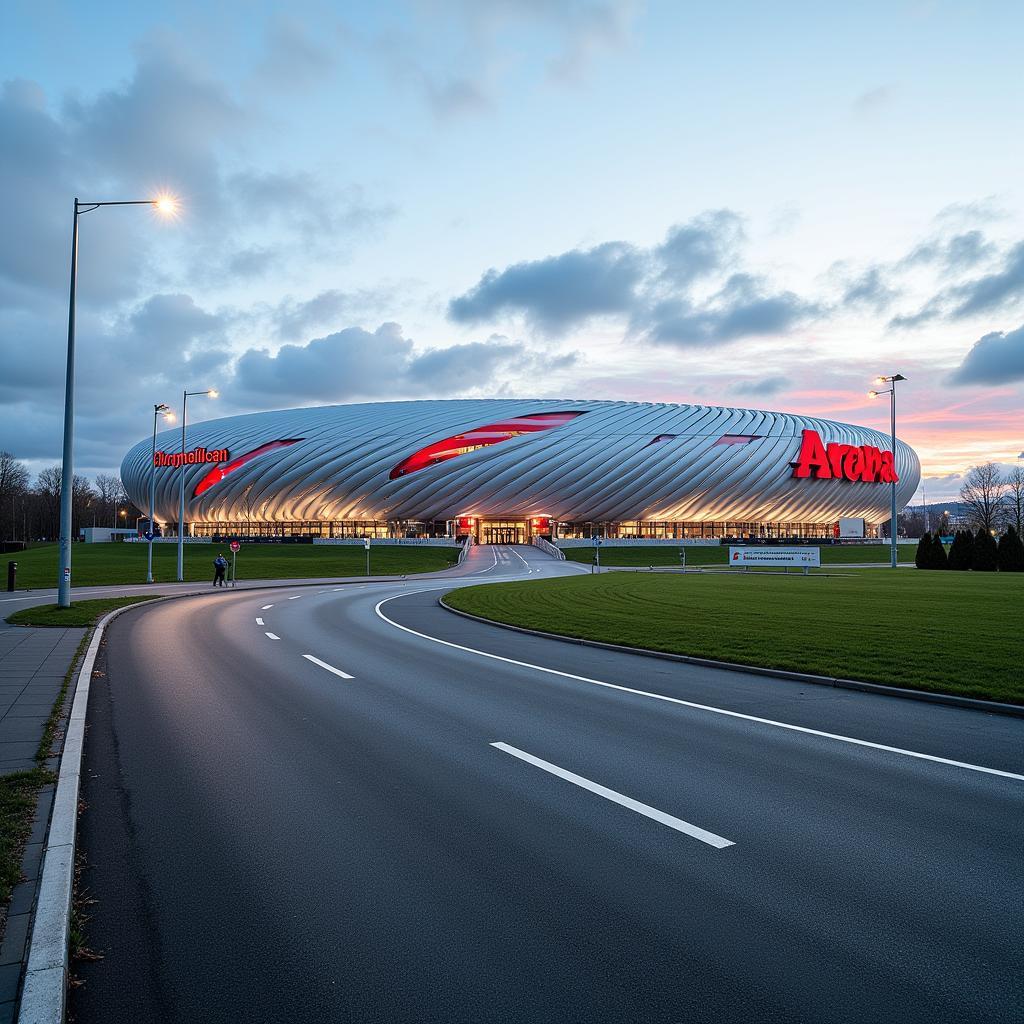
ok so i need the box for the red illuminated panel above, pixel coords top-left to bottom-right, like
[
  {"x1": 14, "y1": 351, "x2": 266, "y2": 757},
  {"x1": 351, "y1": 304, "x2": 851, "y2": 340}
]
[
  {"x1": 389, "y1": 412, "x2": 583, "y2": 480},
  {"x1": 192, "y1": 439, "x2": 304, "y2": 497}
]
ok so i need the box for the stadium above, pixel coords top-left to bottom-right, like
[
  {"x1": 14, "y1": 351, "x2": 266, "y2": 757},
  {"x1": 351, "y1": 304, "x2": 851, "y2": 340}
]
[{"x1": 120, "y1": 399, "x2": 921, "y2": 543}]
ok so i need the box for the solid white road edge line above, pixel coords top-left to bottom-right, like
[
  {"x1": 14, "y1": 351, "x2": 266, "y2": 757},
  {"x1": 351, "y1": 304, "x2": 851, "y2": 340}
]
[
  {"x1": 262, "y1": 604, "x2": 274, "y2": 610},
  {"x1": 374, "y1": 595, "x2": 1024, "y2": 783},
  {"x1": 265, "y1": 632, "x2": 281, "y2": 640},
  {"x1": 288, "y1": 595, "x2": 302, "y2": 600},
  {"x1": 302, "y1": 654, "x2": 355, "y2": 679},
  {"x1": 492, "y1": 742, "x2": 734, "y2": 848},
  {"x1": 256, "y1": 617, "x2": 264, "y2": 626}
]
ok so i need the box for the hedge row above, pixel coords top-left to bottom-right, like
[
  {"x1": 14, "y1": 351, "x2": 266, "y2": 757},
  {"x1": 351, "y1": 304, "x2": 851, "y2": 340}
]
[{"x1": 915, "y1": 526, "x2": 1024, "y2": 572}]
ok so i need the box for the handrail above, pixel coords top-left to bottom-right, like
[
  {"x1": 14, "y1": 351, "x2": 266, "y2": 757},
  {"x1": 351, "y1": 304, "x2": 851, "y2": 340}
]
[{"x1": 531, "y1": 536, "x2": 564, "y2": 560}]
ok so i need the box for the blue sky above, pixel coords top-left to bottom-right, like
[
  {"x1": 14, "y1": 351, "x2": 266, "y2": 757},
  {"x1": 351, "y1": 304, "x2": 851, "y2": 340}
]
[{"x1": 2, "y1": 0, "x2": 1023, "y2": 500}]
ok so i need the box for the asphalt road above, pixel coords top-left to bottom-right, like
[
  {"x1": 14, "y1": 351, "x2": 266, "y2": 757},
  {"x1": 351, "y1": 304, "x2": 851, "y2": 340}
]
[{"x1": 70, "y1": 544, "x2": 1023, "y2": 1023}]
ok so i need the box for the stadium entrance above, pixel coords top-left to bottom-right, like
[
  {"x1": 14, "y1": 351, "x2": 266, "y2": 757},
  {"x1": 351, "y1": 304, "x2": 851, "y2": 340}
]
[{"x1": 481, "y1": 520, "x2": 526, "y2": 544}]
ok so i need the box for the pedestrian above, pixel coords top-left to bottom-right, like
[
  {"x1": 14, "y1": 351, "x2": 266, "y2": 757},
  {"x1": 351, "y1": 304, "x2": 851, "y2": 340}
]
[{"x1": 213, "y1": 553, "x2": 228, "y2": 587}]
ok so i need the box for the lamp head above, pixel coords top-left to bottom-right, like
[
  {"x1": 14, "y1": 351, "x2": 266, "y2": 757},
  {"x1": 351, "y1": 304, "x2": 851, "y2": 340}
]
[
  {"x1": 207, "y1": 388, "x2": 219, "y2": 399},
  {"x1": 153, "y1": 193, "x2": 179, "y2": 217},
  {"x1": 867, "y1": 390, "x2": 879, "y2": 399}
]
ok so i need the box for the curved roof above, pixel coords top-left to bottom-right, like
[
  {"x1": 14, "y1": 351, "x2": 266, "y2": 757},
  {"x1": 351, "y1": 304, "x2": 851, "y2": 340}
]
[{"x1": 121, "y1": 398, "x2": 921, "y2": 524}]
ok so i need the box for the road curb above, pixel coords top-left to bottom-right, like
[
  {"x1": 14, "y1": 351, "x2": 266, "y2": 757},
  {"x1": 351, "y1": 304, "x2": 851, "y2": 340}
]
[
  {"x1": 438, "y1": 598, "x2": 1024, "y2": 720},
  {"x1": 16, "y1": 601, "x2": 142, "y2": 1023}
]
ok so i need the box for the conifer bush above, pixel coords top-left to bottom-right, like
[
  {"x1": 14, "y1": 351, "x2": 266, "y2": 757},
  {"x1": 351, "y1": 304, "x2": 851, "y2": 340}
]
[
  {"x1": 972, "y1": 527, "x2": 999, "y2": 572},
  {"x1": 947, "y1": 530, "x2": 971, "y2": 570},
  {"x1": 997, "y1": 525, "x2": 1024, "y2": 572},
  {"x1": 914, "y1": 533, "x2": 930, "y2": 569},
  {"x1": 930, "y1": 533, "x2": 948, "y2": 569}
]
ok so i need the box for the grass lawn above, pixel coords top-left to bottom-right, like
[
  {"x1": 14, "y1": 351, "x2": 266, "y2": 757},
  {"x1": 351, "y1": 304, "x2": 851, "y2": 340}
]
[
  {"x1": 562, "y1": 544, "x2": 914, "y2": 567},
  {"x1": 6, "y1": 596, "x2": 158, "y2": 627},
  {"x1": 445, "y1": 570, "x2": 1024, "y2": 704},
  {"x1": 9, "y1": 542, "x2": 457, "y2": 589}
]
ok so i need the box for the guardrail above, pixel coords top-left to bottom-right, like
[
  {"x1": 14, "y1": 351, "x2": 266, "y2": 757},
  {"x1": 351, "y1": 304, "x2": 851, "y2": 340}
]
[
  {"x1": 458, "y1": 535, "x2": 474, "y2": 565},
  {"x1": 532, "y1": 536, "x2": 564, "y2": 560}
]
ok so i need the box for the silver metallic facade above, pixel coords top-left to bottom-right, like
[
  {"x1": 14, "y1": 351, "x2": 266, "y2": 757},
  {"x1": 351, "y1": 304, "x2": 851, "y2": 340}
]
[{"x1": 120, "y1": 399, "x2": 921, "y2": 530}]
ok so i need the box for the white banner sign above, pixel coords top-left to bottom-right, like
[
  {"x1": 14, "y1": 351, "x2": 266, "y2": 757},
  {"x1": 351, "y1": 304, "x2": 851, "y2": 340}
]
[{"x1": 728, "y1": 546, "x2": 821, "y2": 567}]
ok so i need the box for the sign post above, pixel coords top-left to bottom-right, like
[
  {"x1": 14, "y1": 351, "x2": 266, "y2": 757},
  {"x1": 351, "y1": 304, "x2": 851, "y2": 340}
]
[
  {"x1": 679, "y1": 548, "x2": 686, "y2": 573},
  {"x1": 364, "y1": 537, "x2": 370, "y2": 576},
  {"x1": 230, "y1": 539, "x2": 240, "y2": 586}
]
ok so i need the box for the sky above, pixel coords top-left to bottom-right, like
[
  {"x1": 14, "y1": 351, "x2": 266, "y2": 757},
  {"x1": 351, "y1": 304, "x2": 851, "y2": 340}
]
[{"x1": 1, "y1": 0, "x2": 1023, "y2": 503}]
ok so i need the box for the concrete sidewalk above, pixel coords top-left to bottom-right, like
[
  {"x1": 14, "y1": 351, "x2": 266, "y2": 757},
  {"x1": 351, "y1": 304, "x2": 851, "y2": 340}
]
[
  {"x1": 0, "y1": 625, "x2": 84, "y2": 1024},
  {"x1": 0, "y1": 627, "x2": 84, "y2": 776}
]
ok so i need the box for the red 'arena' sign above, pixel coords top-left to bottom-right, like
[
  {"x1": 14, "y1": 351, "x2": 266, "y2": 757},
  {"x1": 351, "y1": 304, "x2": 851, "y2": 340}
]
[
  {"x1": 153, "y1": 447, "x2": 230, "y2": 468},
  {"x1": 791, "y1": 429, "x2": 898, "y2": 483}
]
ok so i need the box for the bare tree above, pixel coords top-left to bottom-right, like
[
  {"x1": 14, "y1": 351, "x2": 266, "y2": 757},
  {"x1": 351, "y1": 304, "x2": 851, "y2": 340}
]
[
  {"x1": 1005, "y1": 465, "x2": 1024, "y2": 535},
  {"x1": 959, "y1": 462, "x2": 1006, "y2": 533},
  {"x1": 94, "y1": 473, "x2": 122, "y2": 527},
  {"x1": 0, "y1": 452, "x2": 30, "y2": 541}
]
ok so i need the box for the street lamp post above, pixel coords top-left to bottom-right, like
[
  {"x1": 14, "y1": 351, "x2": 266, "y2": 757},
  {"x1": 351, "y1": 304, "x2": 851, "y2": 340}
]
[
  {"x1": 148, "y1": 403, "x2": 174, "y2": 583},
  {"x1": 57, "y1": 195, "x2": 178, "y2": 608},
  {"x1": 868, "y1": 373, "x2": 907, "y2": 569},
  {"x1": 177, "y1": 388, "x2": 218, "y2": 581}
]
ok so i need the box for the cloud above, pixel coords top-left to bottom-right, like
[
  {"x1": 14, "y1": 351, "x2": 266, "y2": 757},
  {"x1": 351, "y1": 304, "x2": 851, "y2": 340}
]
[
  {"x1": 449, "y1": 241, "x2": 645, "y2": 334},
  {"x1": 841, "y1": 266, "x2": 900, "y2": 312},
  {"x1": 949, "y1": 323, "x2": 1024, "y2": 385},
  {"x1": 254, "y1": 15, "x2": 340, "y2": 92},
  {"x1": 900, "y1": 230, "x2": 996, "y2": 274},
  {"x1": 853, "y1": 85, "x2": 895, "y2": 113},
  {"x1": 233, "y1": 322, "x2": 576, "y2": 404},
  {"x1": 732, "y1": 375, "x2": 788, "y2": 398},
  {"x1": 639, "y1": 275, "x2": 817, "y2": 348},
  {"x1": 656, "y1": 209, "x2": 744, "y2": 286},
  {"x1": 890, "y1": 238, "x2": 1024, "y2": 327}
]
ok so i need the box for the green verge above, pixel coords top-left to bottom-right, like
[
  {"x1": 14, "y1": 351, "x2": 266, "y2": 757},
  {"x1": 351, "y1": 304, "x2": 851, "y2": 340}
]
[
  {"x1": 444, "y1": 569, "x2": 1024, "y2": 704},
  {"x1": 6, "y1": 596, "x2": 158, "y2": 628},
  {"x1": 7, "y1": 542, "x2": 456, "y2": 589},
  {"x1": 562, "y1": 543, "x2": 916, "y2": 567}
]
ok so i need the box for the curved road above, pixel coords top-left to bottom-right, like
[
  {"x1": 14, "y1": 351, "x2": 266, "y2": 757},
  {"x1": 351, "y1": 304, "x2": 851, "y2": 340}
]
[{"x1": 70, "y1": 544, "x2": 1023, "y2": 1022}]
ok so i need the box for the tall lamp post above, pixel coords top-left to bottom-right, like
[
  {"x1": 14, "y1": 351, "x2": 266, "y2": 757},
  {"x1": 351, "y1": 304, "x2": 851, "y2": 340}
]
[
  {"x1": 177, "y1": 388, "x2": 218, "y2": 581},
  {"x1": 868, "y1": 373, "x2": 907, "y2": 569},
  {"x1": 57, "y1": 194, "x2": 178, "y2": 608},
  {"x1": 148, "y1": 403, "x2": 175, "y2": 583}
]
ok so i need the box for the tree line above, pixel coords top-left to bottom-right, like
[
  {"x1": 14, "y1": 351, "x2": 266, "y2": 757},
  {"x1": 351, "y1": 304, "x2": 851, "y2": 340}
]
[
  {"x1": 915, "y1": 526, "x2": 1024, "y2": 572},
  {"x1": 0, "y1": 451, "x2": 142, "y2": 543}
]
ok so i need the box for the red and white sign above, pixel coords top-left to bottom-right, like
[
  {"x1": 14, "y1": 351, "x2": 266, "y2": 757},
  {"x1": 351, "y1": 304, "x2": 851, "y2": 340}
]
[
  {"x1": 229, "y1": 540, "x2": 240, "y2": 552},
  {"x1": 154, "y1": 447, "x2": 229, "y2": 468},
  {"x1": 791, "y1": 429, "x2": 897, "y2": 483}
]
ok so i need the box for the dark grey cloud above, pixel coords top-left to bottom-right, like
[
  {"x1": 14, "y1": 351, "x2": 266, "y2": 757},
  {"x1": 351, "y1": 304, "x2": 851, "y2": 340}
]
[
  {"x1": 233, "y1": 323, "x2": 575, "y2": 404},
  {"x1": 842, "y1": 266, "x2": 900, "y2": 312},
  {"x1": 640, "y1": 275, "x2": 817, "y2": 348},
  {"x1": 449, "y1": 241, "x2": 645, "y2": 334},
  {"x1": 656, "y1": 210, "x2": 744, "y2": 287},
  {"x1": 949, "y1": 323, "x2": 1024, "y2": 385},
  {"x1": 890, "y1": 239, "x2": 1024, "y2": 328}
]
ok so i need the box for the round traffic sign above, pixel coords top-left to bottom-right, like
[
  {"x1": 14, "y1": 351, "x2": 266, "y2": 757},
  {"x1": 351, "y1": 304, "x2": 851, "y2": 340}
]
[{"x1": 230, "y1": 540, "x2": 240, "y2": 552}]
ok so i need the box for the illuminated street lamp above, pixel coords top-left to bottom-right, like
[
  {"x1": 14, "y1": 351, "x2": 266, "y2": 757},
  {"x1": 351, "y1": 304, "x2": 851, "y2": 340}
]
[
  {"x1": 57, "y1": 193, "x2": 179, "y2": 607},
  {"x1": 867, "y1": 373, "x2": 907, "y2": 569},
  {"x1": 177, "y1": 388, "x2": 219, "y2": 581},
  {"x1": 147, "y1": 403, "x2": 175, "y2": 583}
]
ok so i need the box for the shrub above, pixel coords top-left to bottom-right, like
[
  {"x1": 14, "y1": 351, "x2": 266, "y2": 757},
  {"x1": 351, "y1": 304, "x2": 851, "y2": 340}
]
[
  {"x1": 929, "y1": 533, "x2": 948, "y2": 569},
  {"x1": 914, "y1": 533, "x2": 930, "y2": 569},
  {"x1": 997, "y1": 525, "x2": 1024, "y2": 572},
  {"x1": 947, "y1": 530, "x2": 972, "y2": 570},
  {"x1": 971, "y1": 527, "x2": 999, "y2": 572}
]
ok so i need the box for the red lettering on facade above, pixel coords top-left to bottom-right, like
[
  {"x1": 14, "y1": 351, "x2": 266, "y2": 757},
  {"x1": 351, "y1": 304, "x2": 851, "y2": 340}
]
[
  {"x1": 791, "y1": 429, "x2": 898, "y2": 484},
  {"x1": 153, "y1": 447, "x2": 230, "y2": 469}
]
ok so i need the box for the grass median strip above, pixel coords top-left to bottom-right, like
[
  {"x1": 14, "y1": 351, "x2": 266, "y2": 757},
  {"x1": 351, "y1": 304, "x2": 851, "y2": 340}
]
[
  {"x1": 444, "y1": 570, "x2": 1024, "y2": 705},
  {"x1": 8, "y1": 541, "x2": 456, "y2": 588},
  {"x1": 5, "y1": 596, "x2": 158, "y2": 628}
]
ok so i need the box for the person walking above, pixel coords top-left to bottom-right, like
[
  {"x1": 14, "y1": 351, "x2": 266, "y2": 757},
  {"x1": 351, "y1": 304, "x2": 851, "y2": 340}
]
[{"x1": 213, "y1": 553, "x2": 228, "y2": 587}]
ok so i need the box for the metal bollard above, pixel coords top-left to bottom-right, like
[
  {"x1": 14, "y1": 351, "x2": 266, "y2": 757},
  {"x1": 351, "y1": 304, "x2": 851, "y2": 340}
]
[{"x1": 6, "y1": 561, "x2": 16, "y2": 592}]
